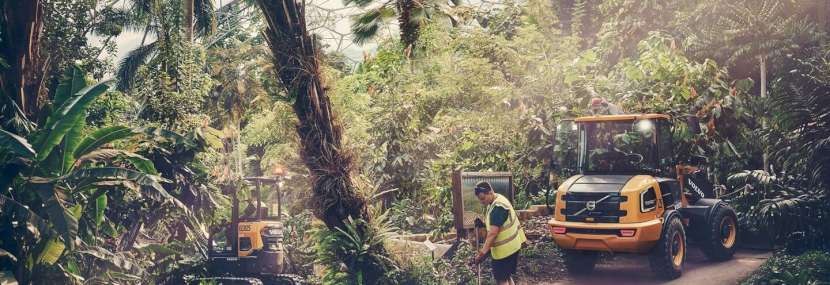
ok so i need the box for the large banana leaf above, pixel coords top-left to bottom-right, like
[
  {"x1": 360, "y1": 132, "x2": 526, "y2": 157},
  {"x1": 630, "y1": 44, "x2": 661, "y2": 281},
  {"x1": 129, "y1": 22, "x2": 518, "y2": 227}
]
[
  {"x1": 33, "y1": 81, "x2": 112, "y2": 162},
  {"x1": 72, "y1": 126, "x2": 137, "y2": 159},
  {"x1": 74, "y1": 149, "x2": 158, "y2": 175},
  {"x1": 53, "y1": 65, "x2": 92, "y2": 110},
  {"x1": 30, "y1": 184, "x2": 79, "y2": 250},
  {"x1": 0, "y1": 194, "x2": 57, "y2": 238},
  {"x1": 0, "y1": 194, "x2": 73, "y2": 265},
  {"x1": 95, "y1": 195, "x2": 107, "y2": 227},
  {"x1": 36, "y1": 238, "x2": 66, "y2": 265},
  {"x1": 0, "y1": 128, "x2": 35, "y2": 159},
  {"x1": 139, "y1": 127, "x2": 197, "y2": 148},
  {"x1": 66, "y1": 167, "x2": 185, "y2": 209},
  {"x1": 60, "y1": 121, "x2": 85, "y2": 175}
]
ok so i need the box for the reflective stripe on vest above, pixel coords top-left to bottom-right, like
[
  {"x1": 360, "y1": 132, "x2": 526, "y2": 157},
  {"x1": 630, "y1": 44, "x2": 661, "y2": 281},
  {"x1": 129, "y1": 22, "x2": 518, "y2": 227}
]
[{"x1": 485, "y1": 193, "x2": 527, "y2": 259}]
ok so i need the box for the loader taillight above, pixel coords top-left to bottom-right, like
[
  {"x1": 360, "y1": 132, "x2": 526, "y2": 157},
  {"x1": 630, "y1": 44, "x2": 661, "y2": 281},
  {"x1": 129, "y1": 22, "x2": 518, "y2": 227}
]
[
  {"x1": 619, "y1": 229, "x2": 636, "y2": 237},
  {"x1": 552, "y1": 226, "x2": 567, "y2": 234}
]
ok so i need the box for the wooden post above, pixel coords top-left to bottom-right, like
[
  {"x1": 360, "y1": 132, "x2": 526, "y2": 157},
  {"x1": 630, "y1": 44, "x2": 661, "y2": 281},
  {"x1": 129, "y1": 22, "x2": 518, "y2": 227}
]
[{"x1": 451, "y1": 169, "x2": 465, "y2": 239}]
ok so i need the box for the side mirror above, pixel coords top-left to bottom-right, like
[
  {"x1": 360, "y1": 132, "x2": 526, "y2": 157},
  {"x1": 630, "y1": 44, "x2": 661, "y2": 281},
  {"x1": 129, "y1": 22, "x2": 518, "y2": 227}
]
[{"x1": 686, "y1": 116, "x2": 701, "y2": 135}]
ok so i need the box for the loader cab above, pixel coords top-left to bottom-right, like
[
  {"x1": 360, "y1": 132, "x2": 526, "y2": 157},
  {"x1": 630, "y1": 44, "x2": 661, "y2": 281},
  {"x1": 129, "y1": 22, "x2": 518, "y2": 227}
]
[{"x1": 575, "y1": 115, "x2": 675, "y2": 177}]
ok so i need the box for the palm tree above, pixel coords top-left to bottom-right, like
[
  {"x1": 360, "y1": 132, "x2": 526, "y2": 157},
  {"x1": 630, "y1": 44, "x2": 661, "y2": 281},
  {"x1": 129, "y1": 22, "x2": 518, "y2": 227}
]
[
  {"x1": 256, "y1": 0, "x2": 367, "y2": 231},
  {"x1": 684, "y1": 0, "x2": 821, "y2": 172},
  {"x1": 255, "y1": 0, "x2": 392, "y2": 282},
  {"x1": 115, "y1": 0, "x2": 217, "y2": 91},
  {"x1": 346, "y1": 0, "x2": 459, "y2": 55}
]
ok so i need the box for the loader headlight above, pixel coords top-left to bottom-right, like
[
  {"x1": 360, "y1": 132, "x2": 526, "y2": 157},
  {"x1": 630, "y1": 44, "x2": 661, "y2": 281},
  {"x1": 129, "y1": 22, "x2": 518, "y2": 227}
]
[{"x1": 640, "y1": 187, "x2": 657, "y2": 212}]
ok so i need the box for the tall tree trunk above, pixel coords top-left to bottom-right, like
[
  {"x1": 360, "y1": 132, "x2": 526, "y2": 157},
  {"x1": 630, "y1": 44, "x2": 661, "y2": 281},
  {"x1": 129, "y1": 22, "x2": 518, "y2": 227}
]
[
  {"x1": 0, "y1": 0, "x2": 47, "y2": 119},
  {"x1": 760, "y1": 55, "x2": 769, "y2": 173},
  {"x1": 255, "y1": 0, "x2": 368, "y2": 230},
  {"x1": 184, "y1": 0, "x2": 195, "y2": 42},
  {"x1": 256, "y1": 2, "x2": 394, "y2": 281},
  {"x1": 397, "y1": 0, "x2": 420, "y2": 56}
]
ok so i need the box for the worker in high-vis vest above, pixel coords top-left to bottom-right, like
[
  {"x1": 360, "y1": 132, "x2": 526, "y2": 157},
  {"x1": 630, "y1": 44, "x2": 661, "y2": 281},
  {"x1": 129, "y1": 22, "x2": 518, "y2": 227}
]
[{"x1": 470, "y1": 181, "x2": 527, "y2": 285}]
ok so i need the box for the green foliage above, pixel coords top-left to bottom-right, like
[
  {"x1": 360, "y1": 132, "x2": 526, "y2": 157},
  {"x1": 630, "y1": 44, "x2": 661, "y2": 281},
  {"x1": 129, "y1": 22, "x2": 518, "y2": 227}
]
[
  {"x1": 726, "y1": 44, "x2": 830, "y2": 251},
  {"x1": 742, "y1": 251, "x2": 830, "y2": 285},
  {"x1": 727, "y1": 171, "x2": 828, "y2": 249},
  {"x1": 0, "y1": 67, "x2": 192, "y2": 284},
  {"x1": 42, "y1": 0, "x2": 120, "y2": 87},
  {"x1": 391, "y1": 242, "x2": 480, "y2": 285},
  {"x1": 9, "y1": 0, "x2": 830, "y2": 282},
  {"x1": 386, "y1": 198, "x2": 437, "y2": 234},
  {"x1": 283, "y1": 210, "x2": 315, "y2": 276},
  {"x1": 312, "y1": 214, "x2": 398, "y2": 284},
  {"x1": 86, "y1": 91, "x2": 133, "y2": 126},
  {"x1": 34, "y1": 80, "x2": 111, "y2": 161},
  {"x1": 133, "y1": 44, "x2": 215, "y2": 130}
]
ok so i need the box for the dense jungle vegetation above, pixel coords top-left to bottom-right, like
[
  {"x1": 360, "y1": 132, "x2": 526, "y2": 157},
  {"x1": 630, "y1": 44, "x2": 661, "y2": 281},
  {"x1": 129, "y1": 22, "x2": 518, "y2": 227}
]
[{"x1": 1, "y1": 0, "x2": 829, "y2": 284}]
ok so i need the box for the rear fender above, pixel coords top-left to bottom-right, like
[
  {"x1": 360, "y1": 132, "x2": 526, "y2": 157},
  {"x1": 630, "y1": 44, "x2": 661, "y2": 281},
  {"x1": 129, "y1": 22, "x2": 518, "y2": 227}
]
[
  {"x1": 679, "y1": 198, "x2": 726, "y2": 240},
  {"x1": 663, "y1": 209, "x2": 681, "y2": 228}
]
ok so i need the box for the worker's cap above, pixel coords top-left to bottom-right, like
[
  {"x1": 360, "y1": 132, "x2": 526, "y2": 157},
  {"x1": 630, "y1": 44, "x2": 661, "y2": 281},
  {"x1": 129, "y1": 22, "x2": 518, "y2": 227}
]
[{"x1": 474, "y1": 181, "x2": 493, "y2": 195}]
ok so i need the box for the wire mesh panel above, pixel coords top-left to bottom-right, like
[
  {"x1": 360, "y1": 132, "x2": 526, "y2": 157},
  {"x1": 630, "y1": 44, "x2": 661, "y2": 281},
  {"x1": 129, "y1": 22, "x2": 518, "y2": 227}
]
[{"x1": 451, "y1": 171, "x2": 514, "y2": 239}]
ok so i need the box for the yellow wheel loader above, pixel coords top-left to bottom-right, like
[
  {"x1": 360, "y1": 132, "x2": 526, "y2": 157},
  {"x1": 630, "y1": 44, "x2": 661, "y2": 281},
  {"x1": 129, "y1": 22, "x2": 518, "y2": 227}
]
[{"x1": 548, "y1": 114, "x2": 738, "y2": 279}]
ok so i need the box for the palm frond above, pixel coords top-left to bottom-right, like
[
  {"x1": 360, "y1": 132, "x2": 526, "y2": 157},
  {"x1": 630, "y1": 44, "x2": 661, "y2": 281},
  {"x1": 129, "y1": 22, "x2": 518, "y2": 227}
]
[
  {"x1": 0, "y1": 128, "x2": 36, "y2": 159},
  {"x1": 343, "y1": 0, "x2": 376, "y2": 8},
  {"x1": 351, "y1": 7, "x2": 395, "y2": 45},
  {"x1": 195, "y1": 0, "x2": 217, "y2": 38},
  {"x1": 116, "y1": 41, "x2": 158, "y2": 91}
]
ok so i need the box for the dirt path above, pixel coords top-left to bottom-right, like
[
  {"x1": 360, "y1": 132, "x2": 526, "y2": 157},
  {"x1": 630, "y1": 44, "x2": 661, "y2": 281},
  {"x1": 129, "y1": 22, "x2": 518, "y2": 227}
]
[{"x1": 543, "y1": 248, "x2": 770, "y2": 285}]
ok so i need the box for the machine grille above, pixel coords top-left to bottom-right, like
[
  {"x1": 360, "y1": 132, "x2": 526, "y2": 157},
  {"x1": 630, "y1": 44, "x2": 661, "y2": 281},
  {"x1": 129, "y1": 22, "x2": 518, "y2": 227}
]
[{"x1": 560, "y1": 191, "x2": 627, "y2": 223}]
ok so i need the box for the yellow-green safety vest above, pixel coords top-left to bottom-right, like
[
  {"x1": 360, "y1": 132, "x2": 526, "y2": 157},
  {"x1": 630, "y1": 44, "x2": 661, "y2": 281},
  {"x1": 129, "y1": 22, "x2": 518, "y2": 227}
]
[{"x1": 485, "y1": 193, "x2": 527, "y2": 259}]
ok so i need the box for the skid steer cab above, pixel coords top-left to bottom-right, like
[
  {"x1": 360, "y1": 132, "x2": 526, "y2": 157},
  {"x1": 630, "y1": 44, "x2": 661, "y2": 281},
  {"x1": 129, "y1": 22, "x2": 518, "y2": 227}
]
[{"x1": 547, "y1": 114, "x2": 738, "y2": 280}]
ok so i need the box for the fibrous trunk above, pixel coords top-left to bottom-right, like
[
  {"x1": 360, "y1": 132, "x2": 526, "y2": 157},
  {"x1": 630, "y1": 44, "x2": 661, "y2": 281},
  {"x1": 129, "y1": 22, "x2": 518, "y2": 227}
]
[
  {"x1": 0, "y1": 0, "x2": 47, "y2": 119},
  {"x1": 255, "y1": 0, "x2": 368, "y2": 230},
  {"x1": 397, "y1": 0, "x2": 420, "y2": 56}
]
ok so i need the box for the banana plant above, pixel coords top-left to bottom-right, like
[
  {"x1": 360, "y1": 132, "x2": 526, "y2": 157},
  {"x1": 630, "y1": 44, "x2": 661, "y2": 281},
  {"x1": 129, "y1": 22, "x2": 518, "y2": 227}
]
[{"x1": 0, "y1": 65, "x2": 185, "y2": 283}]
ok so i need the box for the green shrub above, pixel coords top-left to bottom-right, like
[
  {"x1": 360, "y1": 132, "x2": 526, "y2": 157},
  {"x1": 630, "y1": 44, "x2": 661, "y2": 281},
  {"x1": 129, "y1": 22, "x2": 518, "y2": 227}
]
[
  {"x1": 742, "y1": 251, "x2": 830, "y2": 285},
  {"x1": 312, "y1": 214, "x2": 398, "y2": 285},
  {"x1": 392, "y1": 241, "x2": 483, "y2": 285}
]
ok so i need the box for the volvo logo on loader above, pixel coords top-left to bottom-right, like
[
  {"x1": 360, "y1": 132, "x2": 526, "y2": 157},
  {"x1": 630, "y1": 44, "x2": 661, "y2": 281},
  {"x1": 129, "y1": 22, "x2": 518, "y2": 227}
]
[
  {"x1": 586, "y1": 201, "x2": 597, "y2": 211},
  {"x1": 574, "y1": 194, "x2": 611, "y2": 216}
]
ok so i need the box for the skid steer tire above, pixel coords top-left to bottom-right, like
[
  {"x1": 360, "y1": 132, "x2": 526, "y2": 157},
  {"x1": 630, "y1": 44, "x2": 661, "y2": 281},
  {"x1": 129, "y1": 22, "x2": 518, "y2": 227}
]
[
  {"x1": 649, "y1": 217, "x2": 685, "y2": 280},
  {"x1": 561, "y1": 249, "x2": 598, "y2": 275},
  {"x1": 700, "y1": 205, "x2": 738, "y2": 261}
]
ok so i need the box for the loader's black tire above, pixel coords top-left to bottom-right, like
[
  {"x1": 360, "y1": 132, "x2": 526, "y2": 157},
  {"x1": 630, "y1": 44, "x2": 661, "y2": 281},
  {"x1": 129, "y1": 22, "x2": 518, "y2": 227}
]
[
  {"x1": 700, "y1": 205, "x2": 738, "y2": 261},
  {"x1": 649, "y1": 217, "x2": 686, "y2": 280},
  {"x1": 561, "y1": 249, "x2": 598, "y2": 275}
]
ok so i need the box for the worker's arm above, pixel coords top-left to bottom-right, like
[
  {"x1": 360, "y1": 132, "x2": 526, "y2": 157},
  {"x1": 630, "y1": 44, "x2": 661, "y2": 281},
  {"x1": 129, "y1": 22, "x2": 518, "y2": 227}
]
[{"x1": 473, "y1": 225, "x2": 500, "y2": 264}]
